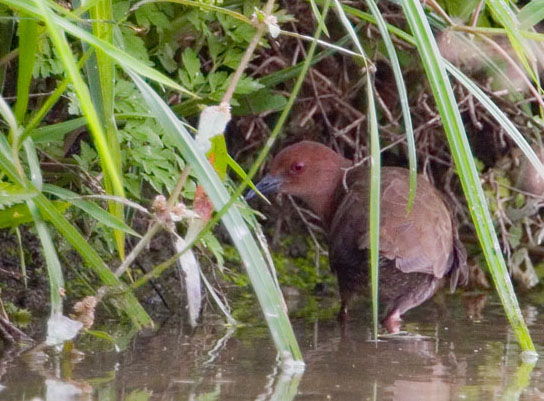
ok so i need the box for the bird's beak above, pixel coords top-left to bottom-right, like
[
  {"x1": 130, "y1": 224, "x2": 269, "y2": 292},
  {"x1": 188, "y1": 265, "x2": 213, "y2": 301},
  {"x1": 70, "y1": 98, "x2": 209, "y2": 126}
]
[{"x1": 245, "y1": 174, "x2": 284, "y2": 201}]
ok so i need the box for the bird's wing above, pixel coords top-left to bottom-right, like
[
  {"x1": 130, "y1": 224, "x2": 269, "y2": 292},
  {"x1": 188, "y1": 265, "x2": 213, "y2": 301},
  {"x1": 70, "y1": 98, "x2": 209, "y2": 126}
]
[
  {"x1": 329, "y1": 184, "x2": 367, "y2": 274},
  {"x1": 346, "y1": 167, "x2": 454, "y2": 279}
]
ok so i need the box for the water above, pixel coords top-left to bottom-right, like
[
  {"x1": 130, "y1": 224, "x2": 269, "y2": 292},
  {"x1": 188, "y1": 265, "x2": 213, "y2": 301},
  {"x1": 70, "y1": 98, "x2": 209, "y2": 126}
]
[{"x1": 1, "y1": 293, "x2": 543, "y2": 400}]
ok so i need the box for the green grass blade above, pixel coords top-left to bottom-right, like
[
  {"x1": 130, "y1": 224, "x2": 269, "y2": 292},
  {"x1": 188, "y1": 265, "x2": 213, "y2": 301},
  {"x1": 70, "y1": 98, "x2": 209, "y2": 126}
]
[
  {"x1": 367, "y1": 77, "x2": 380, "y2": 341},
  {"x1": 486, "y1": 0, "x2": 538, "y2": 83},
  {"x1": 365, "y1": 0, "x2": 416, "y2": 211},
  {"x1": 333, "y1": 0, "x2": 381, "y2": 340},
  {"x1": 32, "y1": 0, "x2": 125, "y2": 202},
  {"x1": 90, "y1": 0, "x2": 125, "y2": 258},
  {"x1": 401, "y1": 0, "x2": 535, "y2": 353},
  {"x1": 518, "y1": 0, "x2": 544, "y2": 29},
  {"x1": 309, "y1": 0, "x2": 330, "y2": 37},
  {"x1": 13, "y1": 14, "x2": 37, "y2": 124},
  {"x1": 42, "y1": 184, "x2": 140, "y2": 237},
  {"x1": 75, "y1": 0, "x2": 126, "y2": 259},
  {"x1": 0, "y1": 202, "x2": 69, "y2": 229},
  {"x1": 0, "y1": 182, "x2": 36, "y2": 205},
  {"x1": 0, "y1": 95, "x2": 18, "y2": 135},
  {"x1": 31, "y1": 117, "x2": 88, "y2": 143},
  {"x1": 131, "y1": 0, "x2": 252, "y2": 24},
  {"x1": 0, "y1": 7, "x2": 14, "y2": 91},
  {"x1": 24, "y1": 137, "x2": 64, "y2": 315},
  {"x1": 445, "y1": 61, "x2": 544, "y2": 179},
  {"x1": 127, "y1": 70, "x2": 303, "y2": 363},
  {"x1": 27, "y1": 199, "x2": 65, "y2": 315}
]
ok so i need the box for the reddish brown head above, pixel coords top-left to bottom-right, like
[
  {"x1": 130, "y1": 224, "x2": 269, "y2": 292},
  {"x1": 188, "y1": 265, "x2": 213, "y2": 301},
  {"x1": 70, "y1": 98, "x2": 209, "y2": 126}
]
[{"x1": 247, "y1": 141, "x2": 351, "y2": 222}]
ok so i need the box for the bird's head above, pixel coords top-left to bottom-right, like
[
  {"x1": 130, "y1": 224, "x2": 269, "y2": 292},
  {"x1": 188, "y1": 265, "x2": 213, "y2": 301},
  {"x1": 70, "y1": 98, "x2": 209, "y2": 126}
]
[{"x1": 247, "y1": 141, "x2": 351, "y2": 219}]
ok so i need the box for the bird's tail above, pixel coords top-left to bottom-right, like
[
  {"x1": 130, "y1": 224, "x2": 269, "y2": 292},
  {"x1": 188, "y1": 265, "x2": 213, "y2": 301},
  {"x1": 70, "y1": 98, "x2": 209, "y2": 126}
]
[{"x1": 449, "y1": 236, "x2": 468, "y2": 292}]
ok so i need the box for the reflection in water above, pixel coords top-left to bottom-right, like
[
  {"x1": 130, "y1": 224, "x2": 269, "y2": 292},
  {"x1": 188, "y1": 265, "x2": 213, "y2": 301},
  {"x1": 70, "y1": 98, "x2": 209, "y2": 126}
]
[
  {"x1": 0, "y1": 296, "x2": 542, "y2": 400},
  {"x1": 502, "y1": 362, "x2": 536, "y2": 401}
]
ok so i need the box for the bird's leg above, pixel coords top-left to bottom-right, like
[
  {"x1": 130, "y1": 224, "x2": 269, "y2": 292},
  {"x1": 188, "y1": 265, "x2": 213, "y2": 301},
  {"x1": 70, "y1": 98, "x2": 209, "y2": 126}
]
[
  {"x1": 381, "y1": 276, "x2": 439, "y2": 333},
  {"x1": 337, "y1": 290, "x2": 351, "y2": 322},
  {"x1": 382, "y1": 309, "x2": 401, "y2": 334}
]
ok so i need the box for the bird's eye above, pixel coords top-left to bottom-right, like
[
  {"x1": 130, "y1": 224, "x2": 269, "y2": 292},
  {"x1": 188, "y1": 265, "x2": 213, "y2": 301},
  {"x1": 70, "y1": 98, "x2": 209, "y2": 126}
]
[{"x1": 290, "y1": 161, "x2": 305, "y2": 174}]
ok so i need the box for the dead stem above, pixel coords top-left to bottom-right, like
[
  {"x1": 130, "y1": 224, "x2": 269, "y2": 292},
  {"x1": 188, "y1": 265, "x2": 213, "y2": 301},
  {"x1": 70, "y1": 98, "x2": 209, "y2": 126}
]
[
  {"x1": 112, "y1": 166, "x2": 192, "y2": 279},
  {"x1": 220, "y1": 0, "x2": 276, "y2": 106}
]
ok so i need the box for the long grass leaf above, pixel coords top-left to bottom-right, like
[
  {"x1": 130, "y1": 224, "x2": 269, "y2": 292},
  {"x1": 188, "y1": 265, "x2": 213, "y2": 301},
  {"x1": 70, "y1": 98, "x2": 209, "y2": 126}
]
[
  {"x1": 28, "y1": 200, "x2": 64, "y2": 315},
  {"x1": 445, "y1": 61, "x2": 544, "y2": 180},
  {"x1": 333, "y1": 0, "x2": 381, "y2": 340},
  {"x1": 76, "y1": 0, "x2": 126, "y2": 259},
  {"x1": 0, "y1": 10, "x2": 14, "y2": 91},
  {"x1": 13, "y1": 15, "x2": 37, "y2": 124},
  {"x1": 24, "y1": 137, "x2": 64, "y2": 315},
  {"x1": 365, "y1": 0, "x2": 416, "y2": 211},
  {"x1": 486, "y1": 0, "x2": 538, "y2": 84},
  {"x1": 309, "y1": 0, "x2": 330, "y2": 37},
  {"x1": 518, "y1": 0, "x2": 544, "y2": 29},
  {"x1": 32, "y1": 0, "x2": 125, "y2": 202},
  {"x1": 32, "y1": 117, "x2": 88, "y2": 143},
  {"x1": 42, "y1": 184, "x2": 140, "y2": 237},
  {"x1": 127, "y1": 71, "x2": 303, "y2": 363},
  {"x1": 401, "y1": 0, "x2": 535, "y2": 353},
  {"x1": 0, "y1": 95, "x2": 18, "y2": 134}
]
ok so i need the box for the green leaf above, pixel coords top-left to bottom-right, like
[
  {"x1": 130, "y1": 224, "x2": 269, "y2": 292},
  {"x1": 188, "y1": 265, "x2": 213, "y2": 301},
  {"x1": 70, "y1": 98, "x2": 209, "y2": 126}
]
[
  {"x1": 227, "y1": 154, "x2": 268, "y2": 203},
  {"x1": 84, "y1": 329, "x2": 117, "y2": 347},
  {"x1": 518, "y1": 0, "x2": 544, "y2": 28},
  {"x1": 309, "y1": 0, "x2": 330, "y2": 37},
  {"x1": 0, "y1": 182, "x2": 37, "y2": 209},
  {"x1": 134, "y1": 3, "x2": 170, "y2": 29},
  {"x1": 232, "y1": 75, "x2": 265, "y2": 95},
  {"x1": 0, "y1": 201, "x2": 69, "y2": 229},
  {"x1": 182, "y1": 48, "x2": 203, "y2": 86},
  {"x1": 32, "y1": 117, "x2": 87, "y2": 143},
  {"x1": 118, "y1": 26, "x2": 153, "y2": 65},
  {"x1": 208, "y1": 135, "x2": 229, "y2": 180},
  {"x1": 223, "y1": 48, "x2": 244, "y2": 69},
  {"x1": 208, "y1": 71, "x2": 228, "y2": 93},
  {"x1": 486, "y1": 0, "x2": 538, "y2": 83},
  {"x1": 232, "y1": 89, "x2": 287, "y2": 116},
  {"x1": 42, "y1": 184, "x2": 141, "y2": 237},
  {"x1": 13, "y1": 14, "x2": 38, "y2": 125}
]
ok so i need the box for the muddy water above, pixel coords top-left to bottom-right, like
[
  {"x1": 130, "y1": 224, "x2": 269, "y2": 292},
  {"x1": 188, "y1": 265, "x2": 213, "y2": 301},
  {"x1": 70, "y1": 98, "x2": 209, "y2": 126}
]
[{"x1": 0, "y1": 294, "x2": 543, "y2": 400}]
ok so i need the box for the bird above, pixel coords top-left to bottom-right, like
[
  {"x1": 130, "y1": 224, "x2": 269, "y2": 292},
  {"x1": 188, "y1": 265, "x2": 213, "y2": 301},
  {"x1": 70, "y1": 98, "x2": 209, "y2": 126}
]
[{"x1": 246, "y1": 141, "x2": 468, "y2": 333}]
